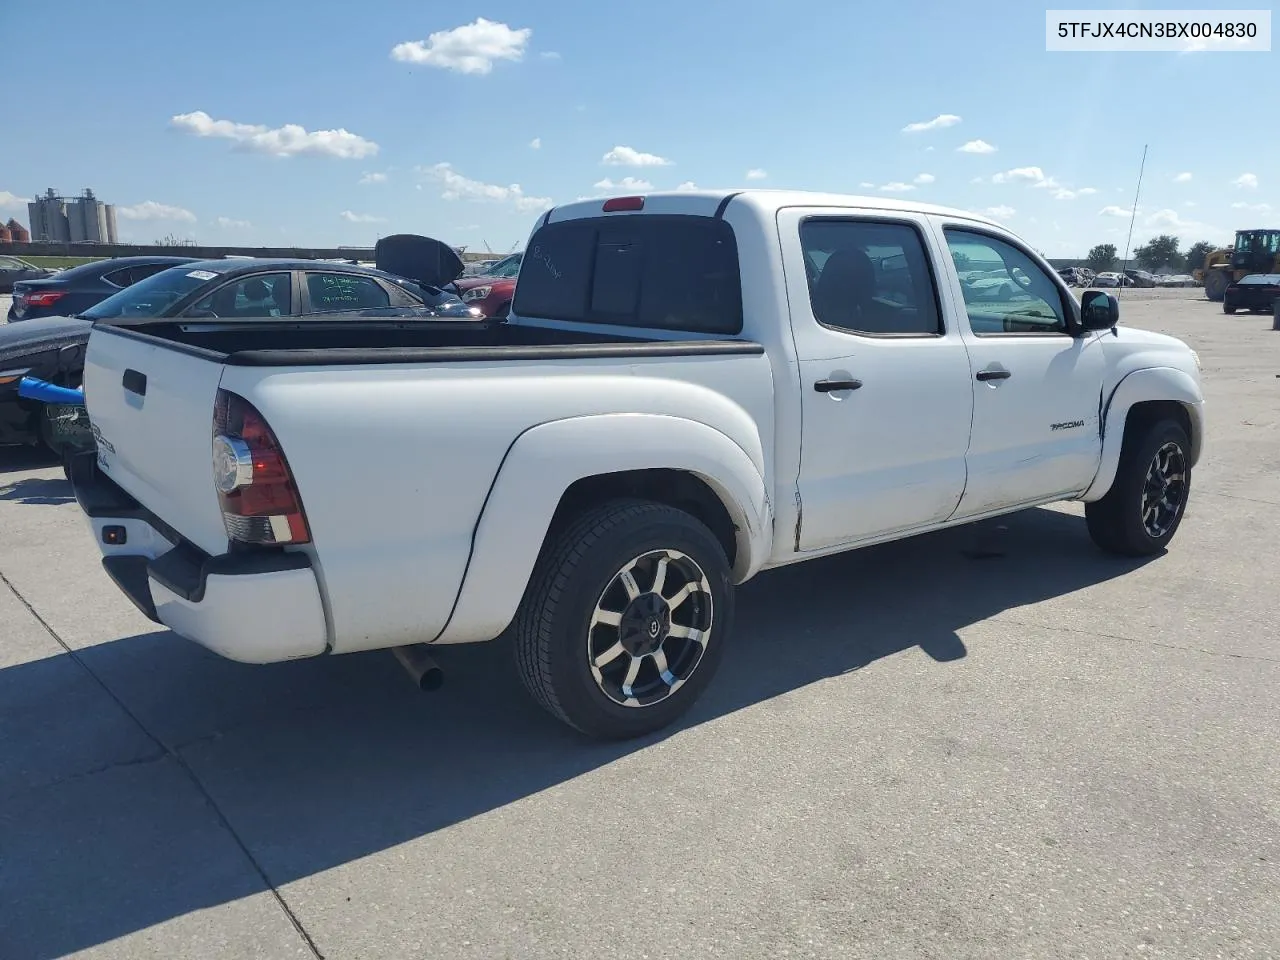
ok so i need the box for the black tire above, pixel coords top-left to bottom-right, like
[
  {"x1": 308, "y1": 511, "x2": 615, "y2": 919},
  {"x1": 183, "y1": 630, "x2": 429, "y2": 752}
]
[
  {"x1": 1203, "y1": 270, "x2": 1229, "y2": 302},
  {"x1": 1223, "y1": 303, "x2": 1236, "y2": 314},
  {"x1": 1085, "y1": 418, "x2": 1191, "y2": 556},
  {"x1": 513, "y1": 498, "x2": 734, "y2": 740}
]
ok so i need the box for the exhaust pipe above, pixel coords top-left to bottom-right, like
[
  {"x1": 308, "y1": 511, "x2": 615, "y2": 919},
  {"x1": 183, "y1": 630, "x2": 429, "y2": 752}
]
[{"x1": 391, "y1": 644, "x2": 444, "y2": 692}]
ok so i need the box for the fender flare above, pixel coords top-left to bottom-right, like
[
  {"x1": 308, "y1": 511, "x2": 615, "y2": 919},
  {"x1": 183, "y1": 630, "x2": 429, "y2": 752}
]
[
  {"x1": 431, "y1": 413, "x2": 772, "y2": 645},
  {"x1": 1080, "y1": 366, "x2": 1205, "y2": 502}
]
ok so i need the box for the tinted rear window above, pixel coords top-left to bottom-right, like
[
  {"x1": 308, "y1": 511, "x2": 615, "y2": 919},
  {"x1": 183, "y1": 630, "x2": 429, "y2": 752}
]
[{"x1": 513, "y1": 215, "x2": 743, "y2": 334}]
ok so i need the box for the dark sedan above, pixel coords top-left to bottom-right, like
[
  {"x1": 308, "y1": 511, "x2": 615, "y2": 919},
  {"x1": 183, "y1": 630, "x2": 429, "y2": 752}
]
[
  {"x1": 0, "y1": 254, "x2": 57, "y2": 293},
  {"x1": 7, "y1": 255, "x2": 198, "y2": 322},
  {"x1": 1223, "y1": 273, "x2": 1280, "y2": 314},
  {"x1": 77, "y1": 256, "x2": 481, "y2": 326}
]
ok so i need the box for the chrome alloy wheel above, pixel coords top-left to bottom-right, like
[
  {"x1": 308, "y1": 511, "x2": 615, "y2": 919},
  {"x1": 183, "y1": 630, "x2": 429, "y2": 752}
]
[
  {"x1": 587, "y1": 549, "x2": 714, "y2": 708},
  {"x1": 1141, "y1": 441, "x2": 1188, "y2": 538}
]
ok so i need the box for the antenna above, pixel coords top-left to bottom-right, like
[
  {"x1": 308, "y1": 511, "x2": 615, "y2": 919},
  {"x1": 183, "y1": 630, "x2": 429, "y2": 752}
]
[{"x1": 1117, "y1": 144, "x2": 1148, "y2": 297}]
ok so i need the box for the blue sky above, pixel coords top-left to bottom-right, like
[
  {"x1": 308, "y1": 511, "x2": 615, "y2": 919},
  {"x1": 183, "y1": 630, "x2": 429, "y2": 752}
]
[{"x1": 2, "y1": 0, "x2": 1273, "y2": 257}]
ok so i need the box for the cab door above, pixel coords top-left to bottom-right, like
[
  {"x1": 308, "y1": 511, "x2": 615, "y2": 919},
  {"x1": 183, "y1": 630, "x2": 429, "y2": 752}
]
[
  {"x1": 778, "y1": 207, "x2": 975, "y2": 551},
  {"x1": 933, "y1": 221, "x2": 1106, "y2": 518}
]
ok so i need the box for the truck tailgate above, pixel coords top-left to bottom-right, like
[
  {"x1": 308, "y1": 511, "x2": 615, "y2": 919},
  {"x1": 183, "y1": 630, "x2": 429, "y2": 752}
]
[{"x1": 84, "y1": 329, "x2": 229, "y2": 556}]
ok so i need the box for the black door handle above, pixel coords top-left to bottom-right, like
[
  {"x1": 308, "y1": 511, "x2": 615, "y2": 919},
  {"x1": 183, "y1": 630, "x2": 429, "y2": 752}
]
[
  {"x1": 814, "y1": 378, "x2": 863, "y2": 393},
  {"x1": 123, "y1": 369, "x2": 147, "y2": 396},
  {"x1": 975, "y1": 369, "x2": 1011, "y2": 382}
]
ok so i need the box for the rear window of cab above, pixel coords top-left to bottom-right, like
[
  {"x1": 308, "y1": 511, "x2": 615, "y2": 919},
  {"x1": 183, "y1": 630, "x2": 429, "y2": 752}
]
[{"x1": 512, "y1": 215, "x2": 743, "y2": 335}]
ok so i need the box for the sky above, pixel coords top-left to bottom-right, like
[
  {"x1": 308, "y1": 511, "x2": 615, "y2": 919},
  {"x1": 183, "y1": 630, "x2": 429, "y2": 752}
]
[{"x1": 1, "y1": 0, "x2": 1273, "y2": 258}]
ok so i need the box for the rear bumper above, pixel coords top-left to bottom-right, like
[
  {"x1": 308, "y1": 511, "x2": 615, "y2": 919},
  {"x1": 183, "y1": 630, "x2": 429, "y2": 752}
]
[{"x1": 71, "y1": 455, "x2": 329, "y2": 663}]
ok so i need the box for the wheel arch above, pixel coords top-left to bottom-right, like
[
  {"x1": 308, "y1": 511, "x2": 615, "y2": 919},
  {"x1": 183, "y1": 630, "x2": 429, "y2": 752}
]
[
  {"x1": 1080, "y1": 368, "x2": 1203, "y2": 503},
  {"x1": 431, "y1": 413, "x2": 772, "y2": 645}
]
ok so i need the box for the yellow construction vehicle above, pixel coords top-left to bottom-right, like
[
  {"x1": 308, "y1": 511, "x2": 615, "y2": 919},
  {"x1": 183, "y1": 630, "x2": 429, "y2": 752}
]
[{"x1": 1194, "y1": 228, "x2": 1280, "y2": 301}]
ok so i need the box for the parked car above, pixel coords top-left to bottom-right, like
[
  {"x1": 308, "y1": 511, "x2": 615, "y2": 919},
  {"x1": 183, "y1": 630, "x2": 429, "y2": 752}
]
[
  {"x1": 0, "y1": 255, "x2": 57, "y2": 293},
  {"x1": 0, "y1": 315, "x2": 93, "y2": 458},
  {"x1": 1156, "y1": 273, "x2": 1197, "y2": 288},
  {"x1": 446, "y1": 251, "x2": 523, "y2": 318},
  {"x1": 7, "y1": 256, "x2": 199, "y2": 322},
  {"x1": 1223, "y1": 273, "x2": 1280, "y2": 314},
  {"x1": 1123, "y1": 269, "x2": 1157, "y2": 288},
  {"x1": 1092, "y1": 272, "x2": 1133, "y2": 288},
  {"x1": 70, "y1": 189, "x2": 1204, "y2": 741},
  {"x1": 1056, "y1": 266, "x2": 1094, "y2": 287},
  {"x1": 2, "y1": 236, "x2": 477, "y2": 461}
]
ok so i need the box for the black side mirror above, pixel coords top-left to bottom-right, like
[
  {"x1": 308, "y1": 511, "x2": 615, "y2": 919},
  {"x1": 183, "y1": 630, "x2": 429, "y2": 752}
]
[{"x1": 1080, "y1": 289, "x2": 1119, "y2": 331}]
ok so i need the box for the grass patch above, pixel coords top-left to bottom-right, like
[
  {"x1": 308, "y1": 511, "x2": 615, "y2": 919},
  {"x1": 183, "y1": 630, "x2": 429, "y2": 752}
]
[{"x1": 22, "y1": 256, "x2": 103, "y2": 268}]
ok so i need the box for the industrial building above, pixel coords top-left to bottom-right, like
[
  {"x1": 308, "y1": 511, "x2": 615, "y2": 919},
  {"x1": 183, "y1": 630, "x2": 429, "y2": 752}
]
[{"x1": 27, "y1": 187, "x2": 118, "y2": 243}]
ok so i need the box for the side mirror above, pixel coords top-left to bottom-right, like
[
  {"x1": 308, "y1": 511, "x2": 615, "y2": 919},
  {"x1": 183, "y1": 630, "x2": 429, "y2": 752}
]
[{"x1": 1080, "y1": 289, "x2": 1119, "y2": 331}]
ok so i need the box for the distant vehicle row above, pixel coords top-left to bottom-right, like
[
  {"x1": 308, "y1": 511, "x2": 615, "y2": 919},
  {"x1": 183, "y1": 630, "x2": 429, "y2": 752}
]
[{"x1": 1055, "y1": 265, "x2": 1198, "y2": 289}]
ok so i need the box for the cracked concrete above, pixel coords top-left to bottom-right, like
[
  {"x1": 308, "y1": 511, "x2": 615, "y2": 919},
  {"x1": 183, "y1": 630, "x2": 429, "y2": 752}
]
[{"x1": 1, "y1": 291, "x2": 1278, "y2": 959}]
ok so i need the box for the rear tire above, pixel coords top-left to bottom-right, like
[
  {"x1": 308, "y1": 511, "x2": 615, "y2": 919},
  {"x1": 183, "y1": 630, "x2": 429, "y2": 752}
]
[
  {"x1": 1085, "y1": 418, "x2": 1191, "y2": 556},
  {"x1": 1223, "y1": 303, "x2": 1236, "y2": 314},
  {"x1": 513, "y1": 499, "x2": 734, "y2": 740}
]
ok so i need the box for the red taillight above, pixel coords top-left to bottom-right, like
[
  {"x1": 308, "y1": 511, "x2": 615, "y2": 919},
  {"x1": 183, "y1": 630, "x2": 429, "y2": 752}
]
[
  {"x1": 24, "y1": 291, "x2": 66, "y2": 308},
  {"x1": 602, "y1": 195, "x2": 644, "y2": 212},
  {"x1": 212, "y1": 389, "x2": 311, "y2": 545}
]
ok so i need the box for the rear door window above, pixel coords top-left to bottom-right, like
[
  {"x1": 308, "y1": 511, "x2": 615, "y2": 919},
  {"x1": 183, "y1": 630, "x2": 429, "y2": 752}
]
[
  {"x1": 305, "y1": 272, "x2": 391, "y2": 313},
  {"x1": 514, "y1": 215, "x2": 743, "y2": 334}
]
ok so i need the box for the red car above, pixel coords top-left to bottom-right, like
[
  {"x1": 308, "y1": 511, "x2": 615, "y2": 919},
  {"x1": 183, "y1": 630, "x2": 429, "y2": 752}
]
[{"x1": 447, "y1": 252, "x2": 521, "y2": 318}]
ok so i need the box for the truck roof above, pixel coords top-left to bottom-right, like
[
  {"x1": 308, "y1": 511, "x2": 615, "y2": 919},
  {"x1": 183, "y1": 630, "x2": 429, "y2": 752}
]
[{"x1": 543, "y1": 188, "x2": 1003, "y2": 230}]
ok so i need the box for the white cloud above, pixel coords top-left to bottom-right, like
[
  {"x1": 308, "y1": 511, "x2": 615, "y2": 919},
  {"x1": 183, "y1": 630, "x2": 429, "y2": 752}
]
[
  {"x1": 117, "y1": 201, "x2": 196, "y2": 222},
  {"x1": 390, "y1": 18, "x2": 531, "y2": 75},
  {"x1": 859, "y1": 181, "x2": 876, "y2": 188},
  {"x1": 902, "y1": 113, "x2": 961, "y2": 133},
  {"x1": 420, "y1": 161, "x2": 552, "y2": 212},
  {"x1": 985, "y1": 205, "x2": 1016, "y2": 219},
  {"x1": 358, "y1": 172, "x2": 387, "y2": 185},
  {"x1": 594, "y1": 177, "x2": 654, "y2": 192},
  {"x1": 745, "y1": 168, "x2": 768, "y2": 180},
  {"x1": 1233, "y1": 172, "x2": 1258, "y2": 189},
  {"x1": 1098, "y1": 205, "x2": 1133, "y2": 218},
  {"x1": 340, "y1": 211, "x2": 387, "y2": 223},
  {"x1": 1231, "y1": 201, "x2": 1272, "y2": 214},
  {"x1": 171, "y1": 110, "x2": 378, "y2": 159},
  {"x1": 213, "y1": 216, "x2": 251, "y2": 229},
  {"x1": 1142, "y1": 209, "x2": 1226, "y2": 242},
  {"x1": 879, "y1": 182, "x2": 915, "y2": 193},
  {"x1": 676, "y1": 181, "x2": 699, "y2": 192},
  {"x1": 913, "y1": 173, "x2": 935, "y2": 185},
  {"x1": 1173, "y1": 172, "x2": 1192, "y2": 183},
  {"x1": 602, "y1": 145, "x2": 673, "y2": 167},
  {"x1": 970, "y1": 176, "x2": 985, "y2": 185},
  {"x1": 529, "y1": 137, "x2": 541, "y2": 150},
  {"x1": 1077, "y1": 187, "x2": 1098, "y2": 195},
  {"x1": 539, "y1": 51, "x2": 561, "y2": 60},
  {"x1": 0, "y1": 189, "x2": 24, "y2": 209},
  {"x1": 1052, "y1": 188, "x2": 1077, "y2": 200},
  {"x1": 957, "y1": 139, "x2": 997, "y2": 154},
  {"x1": 924, "y1": 146, "x2": 936, "y2": 153},
  {"x1": 1184, "y1": 201, "x2": 1196, "y2": 208},
  {"x1": 992, "y1": 166, "x2": 1048, "y2": 185}
]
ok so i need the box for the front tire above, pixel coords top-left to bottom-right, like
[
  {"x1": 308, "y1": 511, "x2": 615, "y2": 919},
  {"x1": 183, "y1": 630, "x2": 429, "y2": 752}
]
[
  {"x1": 513, "y1": 499, "x2": 734, "y2": 740},
  {"x1": 1085, "y1": 419, "x2": 1191, "y2": 556},
  {"x1": 1223, "y1": 303, "x2": 1236, "y2": 314}
]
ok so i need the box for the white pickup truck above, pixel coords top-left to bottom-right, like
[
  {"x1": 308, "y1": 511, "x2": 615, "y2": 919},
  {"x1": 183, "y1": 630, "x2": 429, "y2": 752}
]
[{"x1": 71, "y1": 190, "x2": 1205, "y2": 740}]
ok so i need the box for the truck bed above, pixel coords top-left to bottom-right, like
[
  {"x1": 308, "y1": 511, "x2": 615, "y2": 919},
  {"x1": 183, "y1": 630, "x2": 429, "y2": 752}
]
[{"x1": 96, "y1": 318, "x2": 761, "y2": 367}]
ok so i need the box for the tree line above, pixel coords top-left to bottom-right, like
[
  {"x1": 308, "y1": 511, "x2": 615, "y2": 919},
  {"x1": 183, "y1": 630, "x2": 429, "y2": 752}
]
[{"x1": 1083, "y1": 235, "x2": 1217, "y2": 274}]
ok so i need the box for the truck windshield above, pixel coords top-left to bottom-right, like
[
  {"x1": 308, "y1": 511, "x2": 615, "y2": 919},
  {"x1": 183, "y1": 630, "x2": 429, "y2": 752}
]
[{"x1": 82, "y1": 266, "x2": 220, "y2": 320}]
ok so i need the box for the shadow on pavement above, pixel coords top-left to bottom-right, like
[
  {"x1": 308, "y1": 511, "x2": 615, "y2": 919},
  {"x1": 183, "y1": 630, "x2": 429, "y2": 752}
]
[
  {"x1": 0, "y1": 506, "x2": 1155, "y2": 959},
  {"x1": 0, "y1": 476, "x2": 74, "y2": 506},
  {"x1": 0, "y1": 445, "x2": 60, "y2": 475}
]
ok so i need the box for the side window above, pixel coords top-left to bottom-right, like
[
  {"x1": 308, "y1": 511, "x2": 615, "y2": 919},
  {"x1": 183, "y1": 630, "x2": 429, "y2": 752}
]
[
  {"x1": 186, "y1": 272, "x2": 292, "y2": 318},
  {"x1": 128, "y1": 263, "x2": 173, "y2": 285},
  {"x1": 102, "y1": 267, "x2": 135, "y2": 287},
  {"x1": 799, "y1": 219, "x2": 943, "y2": 336},
  {"x1": 0, "y1": 257, "x2": 23, "y2": 269},
  {"x1": 944, "y1": 229, "x2": 1069, "y2": 335},
  {"x1": 305, "y1": 273, "x2": 391, "y2": 313}
]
